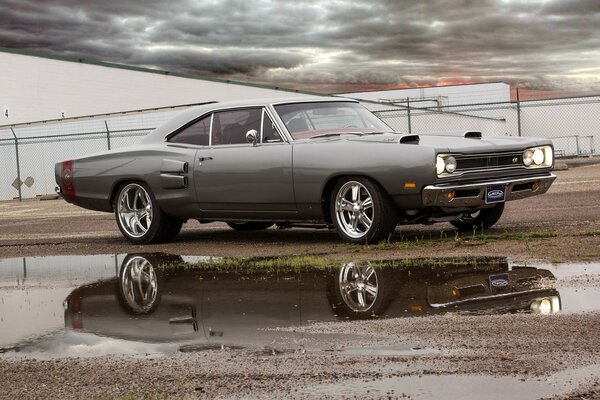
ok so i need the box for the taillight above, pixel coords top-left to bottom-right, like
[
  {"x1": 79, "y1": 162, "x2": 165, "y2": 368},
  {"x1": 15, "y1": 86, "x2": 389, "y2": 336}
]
[
  {"x1": 67, "y1": 291, "x2": 83, "y2": 331},
  {"x1": 61, "y1": 160, "x2": 75, "y2": 199}
]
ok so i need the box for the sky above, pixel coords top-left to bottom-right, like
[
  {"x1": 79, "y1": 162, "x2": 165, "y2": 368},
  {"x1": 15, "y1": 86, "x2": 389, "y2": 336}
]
[{"x1": 1, "y1": 0, "x2": 600, "y2": 97}]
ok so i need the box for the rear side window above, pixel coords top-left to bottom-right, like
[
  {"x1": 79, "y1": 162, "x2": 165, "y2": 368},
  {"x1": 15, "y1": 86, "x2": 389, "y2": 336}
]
[{"x1": 169, "y1": 115, "x2": 211, "y2": 145}]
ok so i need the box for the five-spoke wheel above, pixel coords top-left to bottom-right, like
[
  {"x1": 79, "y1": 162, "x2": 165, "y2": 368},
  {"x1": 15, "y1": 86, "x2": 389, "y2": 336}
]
[
  {"x1": 338, "y1": 262, "x2": 379, "y2": 312},
  {"x1": 330, "y1": 177, "x2": 397, "y2": 244}
]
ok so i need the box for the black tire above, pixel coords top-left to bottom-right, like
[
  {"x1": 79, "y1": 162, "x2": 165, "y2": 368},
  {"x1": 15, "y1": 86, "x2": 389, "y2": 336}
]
[
  {"x1": 114, "y1": 182, "x2": 183, "y2": 244},
  {"x1": 226, "y1": 221, "x2": 274, "y2": 231},
  {"x1": 450, "y1": 203, "x2": 505, "y2": 231},
  {"x1": 330, "y1": 176, "x2": 397, "y2": 244}
]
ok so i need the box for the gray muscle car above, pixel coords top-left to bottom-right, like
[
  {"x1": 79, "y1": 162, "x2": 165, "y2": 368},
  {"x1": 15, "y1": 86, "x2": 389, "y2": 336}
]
[{"x1": 55, "y1": 97, "x2": 556, "y2": 244}]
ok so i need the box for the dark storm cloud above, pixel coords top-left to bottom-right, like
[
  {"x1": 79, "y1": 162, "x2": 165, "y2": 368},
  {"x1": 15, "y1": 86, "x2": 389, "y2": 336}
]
[{"x1": 1, "y1": 0, "x2": 599, "y2": 92}]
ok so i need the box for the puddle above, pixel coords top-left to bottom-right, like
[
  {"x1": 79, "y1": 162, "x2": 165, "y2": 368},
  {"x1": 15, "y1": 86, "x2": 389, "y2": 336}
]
[
  {"x1": 1, "y1": 253, "x2": 599, "y2": 358},
  {"x1": 299, "y1": 364, "x2": 600, "y2": 399}
]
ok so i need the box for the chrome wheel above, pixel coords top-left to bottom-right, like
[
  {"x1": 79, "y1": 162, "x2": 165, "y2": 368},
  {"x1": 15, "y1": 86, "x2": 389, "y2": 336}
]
[
  {"x1": 334, "y1": 181, "x2": 374, "y2": 239},
  {"x1": 338, "y1": 262, "x2": 378, "y2": 312},
  {"x1": 120, "y1": 255, "x2": 159, "y2": 314},
  {"x1": 117, "y1": 183, "x2": 153, "y2": 238}
]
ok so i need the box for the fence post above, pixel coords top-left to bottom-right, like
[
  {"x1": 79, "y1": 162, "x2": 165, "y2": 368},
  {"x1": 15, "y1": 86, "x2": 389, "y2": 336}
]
[
  {"x1": 10, "y1": 128, "x2": 22, "y2": 202},
  {"x1": 105, "y1": 120, "x2": 111, "y2": 150},
  {"x1": 575, "y1": 136, "x2": 580, "y2": 156},
  {"x1": 516, "y1": 88, "x2": 522, "y2": 137},
  {"x1": 406, "y1": 97, "x2": 412, "y2": 134}
]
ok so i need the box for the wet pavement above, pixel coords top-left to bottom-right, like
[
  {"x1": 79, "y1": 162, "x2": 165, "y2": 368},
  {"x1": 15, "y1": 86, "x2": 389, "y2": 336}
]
[
  {"x1": 2, "y1": 254, "x2": 600, "y2": 399},
  {"x1": 1, "y1": 254, "x2": 597, "y2": 357}
]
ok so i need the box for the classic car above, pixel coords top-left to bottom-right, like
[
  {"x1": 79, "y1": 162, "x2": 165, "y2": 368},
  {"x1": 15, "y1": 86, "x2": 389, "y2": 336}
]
[
  {"x1": 55, "y1": 97, "x2": 556, "y2": 244},
  {"x1": 61, "y1": 254, "x2": 560, "y2": 349}
]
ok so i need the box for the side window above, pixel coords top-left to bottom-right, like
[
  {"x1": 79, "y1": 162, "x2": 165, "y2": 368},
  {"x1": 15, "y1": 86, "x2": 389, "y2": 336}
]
[
  {"x1": 212, "y1": 108, "x2": 262, "y2": 145},
  {"x1": 262, "y1": 111, "x2": 283, "y2": 143},
  {"x1": 169, "y1": 115, "x2": 211, "y2": 146}
]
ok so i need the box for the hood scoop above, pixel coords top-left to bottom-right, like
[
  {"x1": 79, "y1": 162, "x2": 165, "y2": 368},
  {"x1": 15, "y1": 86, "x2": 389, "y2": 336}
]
[
  {"x1": 398, "y1": 134, "x2": 420, "y2": 144},
  {"x1": 464, "y1": 131, "x2": 482, "y2": 138}
]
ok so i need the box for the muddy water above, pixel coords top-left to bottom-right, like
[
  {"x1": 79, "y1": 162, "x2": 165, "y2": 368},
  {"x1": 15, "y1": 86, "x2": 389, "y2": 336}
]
[{"x1": 0, "y1": 254, "x2": 598, "y2": 360}]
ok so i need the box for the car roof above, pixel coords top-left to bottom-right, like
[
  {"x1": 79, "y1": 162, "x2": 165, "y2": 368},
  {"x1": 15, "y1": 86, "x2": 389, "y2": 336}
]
[{"x1": 141, "y1": 96, "x2": 358, "y2": 143}]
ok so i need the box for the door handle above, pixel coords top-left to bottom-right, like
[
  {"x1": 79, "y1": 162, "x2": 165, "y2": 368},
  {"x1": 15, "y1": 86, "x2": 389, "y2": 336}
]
[{"x1": 198, "y1": 156, "x2": 213, "y2": 162}]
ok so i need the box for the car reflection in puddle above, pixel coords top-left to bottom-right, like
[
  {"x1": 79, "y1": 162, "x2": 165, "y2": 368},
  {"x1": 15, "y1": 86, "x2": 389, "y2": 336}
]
[
  {"x1": 66, "y1": 255, "x2": 559, "y2": 349},
  {"x1": 2, "y1": 254, "x2": 560, "y2": 358}
]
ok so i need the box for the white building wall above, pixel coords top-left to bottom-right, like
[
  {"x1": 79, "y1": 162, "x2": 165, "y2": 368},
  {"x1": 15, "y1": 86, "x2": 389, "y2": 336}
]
[
  {"x1": 0, "y1": 51, "x2": 313, "y2": 125},
  {"x1": 342, "y1": 83, "x2": 511, "y2": 107}
]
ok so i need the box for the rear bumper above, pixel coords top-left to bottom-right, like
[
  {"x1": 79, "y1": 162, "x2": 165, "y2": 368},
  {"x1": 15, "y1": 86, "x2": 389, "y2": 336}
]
[{"x1": 422, "y1": 173, "x2": 556, "y2": 207}]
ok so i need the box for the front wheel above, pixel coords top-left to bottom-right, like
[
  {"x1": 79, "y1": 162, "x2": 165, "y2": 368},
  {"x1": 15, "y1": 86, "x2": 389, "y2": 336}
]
[
  {"x1": 330, "y1": 177, "x2": 397, "y2": 244},
  {"x1": 115, "y1": 182, "x2": 182, "y2": 244},
  {"x1": 450, "y1": 203, "x2": 505, "y2": 231}
]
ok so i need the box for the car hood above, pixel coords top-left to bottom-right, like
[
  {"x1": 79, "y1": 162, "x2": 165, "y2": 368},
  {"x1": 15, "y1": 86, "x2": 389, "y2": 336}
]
[{"x1": 331, "y1": 132, "x2": 553, "y2": 153}]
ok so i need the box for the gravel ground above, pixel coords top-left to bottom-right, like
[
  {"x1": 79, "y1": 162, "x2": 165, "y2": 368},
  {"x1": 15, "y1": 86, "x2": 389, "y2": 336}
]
[
  {"x1": 1, "y1": 161, "x2": 600, "y2": 399},
  {"x1": 2, "y1": 313, "x2": 600, "y2": 399}
]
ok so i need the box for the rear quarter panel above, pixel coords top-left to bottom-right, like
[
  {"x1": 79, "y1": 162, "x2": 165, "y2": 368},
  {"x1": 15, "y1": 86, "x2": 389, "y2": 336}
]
[{"x1": 57, "y1": 144, "x2": 198, "y2": 216}]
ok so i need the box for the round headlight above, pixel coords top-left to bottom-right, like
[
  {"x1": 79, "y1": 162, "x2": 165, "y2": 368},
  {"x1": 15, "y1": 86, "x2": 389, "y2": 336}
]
[
  {"x1": 533, "y1": 148, "x2": 544, "y2": 165},
  {"x1": 523, "y1": 149, "x2": 534, "y2": 166},
  {"x1": 445, "y1": 156, "x2": 457, "y2": 173},
  {"x1": 436, "y1": 156, "x2": 446, "y2": 175},
  {"x1": 539, "y1": 299, "x2": 552, "y2": 315}
]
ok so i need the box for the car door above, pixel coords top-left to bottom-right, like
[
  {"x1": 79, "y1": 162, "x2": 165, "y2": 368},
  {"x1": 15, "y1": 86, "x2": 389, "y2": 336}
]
[{"x1": 194, "y1": 107, "x2": 296, "y2": 215}]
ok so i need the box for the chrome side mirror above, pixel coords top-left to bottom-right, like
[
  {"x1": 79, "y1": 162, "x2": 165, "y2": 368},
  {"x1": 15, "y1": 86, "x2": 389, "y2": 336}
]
[{"x1": 246, "y1": 129, "x2": 258, "y2": 146}]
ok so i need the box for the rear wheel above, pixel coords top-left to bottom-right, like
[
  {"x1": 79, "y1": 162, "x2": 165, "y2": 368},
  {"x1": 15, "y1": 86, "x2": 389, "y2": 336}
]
[
  {"x1": 450, "y1": 203, "x2": 505, "y2": 231},
  {"x1": 226, "y1": 222, "x2": 274, "y2": 231},
  {"x1": 117, "y1": 254, "x2": 162, "y2": 315},
  {"x1": 115, "y1": 182, "x2": 182, "y2": 244},
  {"x1": 330, "y1": 177, "x2": 397, "y2": 244}
]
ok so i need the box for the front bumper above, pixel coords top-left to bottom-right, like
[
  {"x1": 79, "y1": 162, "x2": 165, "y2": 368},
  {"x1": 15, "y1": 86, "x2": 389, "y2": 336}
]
[{"x1": 422, "y1": 173, "x2": 556, "y2": 207}]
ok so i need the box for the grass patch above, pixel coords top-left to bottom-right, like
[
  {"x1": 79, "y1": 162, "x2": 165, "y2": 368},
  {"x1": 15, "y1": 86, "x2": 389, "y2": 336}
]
[
  {"x1": 151, "y1": 253, "x2": 507, "y2": 274},
  {"x1": 461, "y1": 231, "x2": 556, "y2": 242},
  {"x1": 582, "y1": 230, "x2": 600, "y2": 237}
]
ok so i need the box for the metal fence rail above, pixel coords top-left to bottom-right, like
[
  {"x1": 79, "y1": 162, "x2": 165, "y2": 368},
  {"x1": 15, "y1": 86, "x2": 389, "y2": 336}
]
[{"x1": 1, "y1": 95, "x2": 599, "y2": 201}]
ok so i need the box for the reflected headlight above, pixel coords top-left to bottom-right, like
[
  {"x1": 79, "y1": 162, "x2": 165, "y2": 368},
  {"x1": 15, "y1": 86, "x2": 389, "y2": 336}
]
[
  {"x1": 530, "y1": 296, "x2": 561, "y2": 314},
  {"x1": 523, "y1": 145, "x2": 553, "y2": 168},
  {"x1": 436, "y1": 155, "x2": 458, "y2": 176}
]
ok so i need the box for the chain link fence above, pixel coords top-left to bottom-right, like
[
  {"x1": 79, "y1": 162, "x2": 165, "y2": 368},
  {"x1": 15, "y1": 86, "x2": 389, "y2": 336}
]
[
  {"x1": 373, "y1": 95, "x2": 599, "y2": 158},
  {"x1": 0, "y1": 106, "x2": 194, "y2": 201},
  {"x1": 1, "y1": 95, "x2": 599, "y2": 201}
]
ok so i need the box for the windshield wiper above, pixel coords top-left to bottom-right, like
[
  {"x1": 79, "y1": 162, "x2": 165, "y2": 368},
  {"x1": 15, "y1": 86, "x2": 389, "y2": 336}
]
[{"x1": 309, "y1": 131, "x2": 384, "y2": 139}]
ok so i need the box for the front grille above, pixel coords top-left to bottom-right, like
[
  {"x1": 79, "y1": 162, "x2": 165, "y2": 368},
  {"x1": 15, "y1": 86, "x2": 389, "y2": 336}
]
[{"x1": 455, "y1": 152, "x2": 523, "y2": 173}]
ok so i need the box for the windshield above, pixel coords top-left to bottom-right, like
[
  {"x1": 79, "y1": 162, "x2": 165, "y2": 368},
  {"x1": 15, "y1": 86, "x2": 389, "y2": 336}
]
[{"x1": 274, "y1": 102, "x2": 393, "y2": 140}]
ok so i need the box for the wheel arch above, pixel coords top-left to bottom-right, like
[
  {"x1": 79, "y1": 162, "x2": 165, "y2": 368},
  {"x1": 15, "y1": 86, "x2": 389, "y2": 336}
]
[{"x1": 110, "y1": 178, "x2": 152, "y2": 211}]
